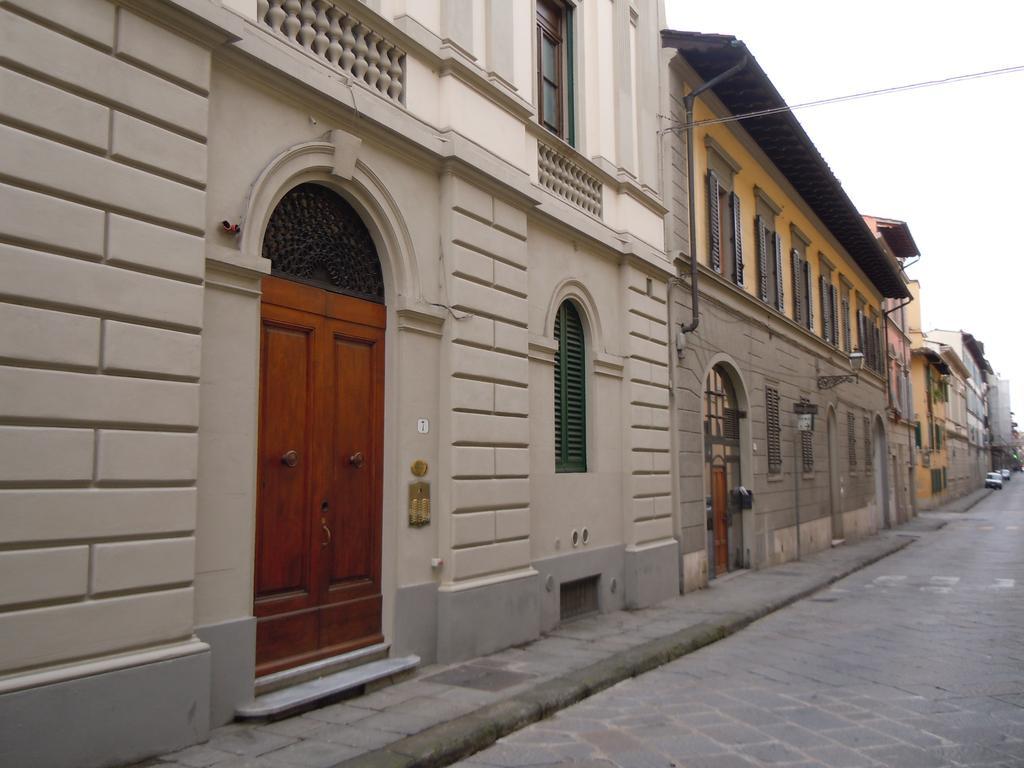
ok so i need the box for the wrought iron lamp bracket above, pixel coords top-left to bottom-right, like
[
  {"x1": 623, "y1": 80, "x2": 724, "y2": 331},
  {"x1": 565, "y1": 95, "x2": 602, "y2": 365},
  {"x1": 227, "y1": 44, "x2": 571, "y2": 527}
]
[{"x1": 817, "y1": 374, "x2": 859, "y2": 390}]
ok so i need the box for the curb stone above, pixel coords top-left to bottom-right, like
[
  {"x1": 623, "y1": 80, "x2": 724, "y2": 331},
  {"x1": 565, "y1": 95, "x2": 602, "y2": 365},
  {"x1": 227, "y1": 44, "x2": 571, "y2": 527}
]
[{"x1": 330, "y1": 537, "x2": 914, "y2": 768}]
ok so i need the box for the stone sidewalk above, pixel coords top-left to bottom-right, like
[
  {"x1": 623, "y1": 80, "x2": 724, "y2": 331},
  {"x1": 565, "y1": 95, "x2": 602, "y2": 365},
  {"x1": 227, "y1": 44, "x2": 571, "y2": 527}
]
[{"x1": 145, "y1": 492, "x2": 989, "y2": 768}]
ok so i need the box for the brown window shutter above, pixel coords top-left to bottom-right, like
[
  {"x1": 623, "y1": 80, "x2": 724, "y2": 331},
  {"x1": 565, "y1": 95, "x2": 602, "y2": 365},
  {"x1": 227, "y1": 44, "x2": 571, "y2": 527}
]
[
  {"x1": 756, "y1": 216, "x2": 769, "y2": 302},
  {"x1": 708, "y1": 172, "x2": 721, "y2": 273},
  {"x1": 804, "y1": 261, "x2": 814, "y2": 332},
  {"x1": 820, "y1": 275, "x2": 830, "y2": 341},
  {"x1": 864, "y1": 415, "x2": 872, "y2": 469},
  {"x1": 766, "y1": 386, "x2": 781, "y2": 474},
  {"x1": 791, "y1": 250, "x2": 802, "y2": 323},
  {"x1": 842, "y1": 298, "x2": 851, "y2": 352},
  {"x1": 848, "y1": 411, "x2": 857, "y2": 468},
  {"x1": 731, "y1": 191, "x2": 743, "y2": 286},
  {"x1": 827, "y1": 284, "x2": 835, "y2": 344},
  {"x1": 774, "y1": 234, "x2": 784, "y2": 311}
]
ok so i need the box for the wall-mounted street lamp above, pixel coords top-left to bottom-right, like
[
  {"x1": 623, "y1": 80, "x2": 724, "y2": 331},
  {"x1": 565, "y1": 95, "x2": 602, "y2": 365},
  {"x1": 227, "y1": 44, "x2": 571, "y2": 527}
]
[{"x1": 817, "y1": 351, "x2": 865, "y2": 390}]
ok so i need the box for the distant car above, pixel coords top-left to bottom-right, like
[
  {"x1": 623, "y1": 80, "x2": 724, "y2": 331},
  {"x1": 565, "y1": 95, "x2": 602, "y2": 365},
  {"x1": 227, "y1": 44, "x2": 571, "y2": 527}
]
[
  {"x1": 1000, "y1": 468, "x2": 1011, "y2": 481},
  {"x1": 986, "y1": 472, "x2": 1004, "y2": 490}
]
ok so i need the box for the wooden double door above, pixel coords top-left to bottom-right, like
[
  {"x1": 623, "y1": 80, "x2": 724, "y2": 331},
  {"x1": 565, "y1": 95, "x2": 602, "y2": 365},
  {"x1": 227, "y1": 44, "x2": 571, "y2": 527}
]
[
  {"x1": 711, "y1": 465, "x2": 729, "y2": 576},
  {"x1": 255, "y1": 276, "x2": 385, "y2": 676}
]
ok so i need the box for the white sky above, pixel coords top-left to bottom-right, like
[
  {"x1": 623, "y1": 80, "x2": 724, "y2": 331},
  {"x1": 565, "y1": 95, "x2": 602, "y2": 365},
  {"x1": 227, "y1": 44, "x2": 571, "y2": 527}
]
[{"x1": 665, "y1": 0, "x2": 1024, "y2": 422}]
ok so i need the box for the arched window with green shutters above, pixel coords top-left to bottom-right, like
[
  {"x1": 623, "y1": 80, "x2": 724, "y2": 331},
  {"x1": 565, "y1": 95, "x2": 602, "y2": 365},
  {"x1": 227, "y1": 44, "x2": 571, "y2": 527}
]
[{"x1": 554, "y1": 300, "x2": 587, "y2": 472}]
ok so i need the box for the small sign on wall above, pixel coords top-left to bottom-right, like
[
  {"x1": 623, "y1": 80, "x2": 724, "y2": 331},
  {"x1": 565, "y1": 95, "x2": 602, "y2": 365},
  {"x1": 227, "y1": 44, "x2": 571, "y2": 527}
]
[
  {"x1": 417, "y1": 418, "x2": 429, "y2": 434},
  {"x1": 798, "y1": 413, "x2": 815, "y2": 432}
]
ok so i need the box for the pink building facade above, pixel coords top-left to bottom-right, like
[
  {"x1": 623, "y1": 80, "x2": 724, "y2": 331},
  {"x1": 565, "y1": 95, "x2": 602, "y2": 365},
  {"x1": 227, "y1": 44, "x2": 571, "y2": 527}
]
[{"x1": 864, "y1": 216, "x2": 918, "y2": 523}]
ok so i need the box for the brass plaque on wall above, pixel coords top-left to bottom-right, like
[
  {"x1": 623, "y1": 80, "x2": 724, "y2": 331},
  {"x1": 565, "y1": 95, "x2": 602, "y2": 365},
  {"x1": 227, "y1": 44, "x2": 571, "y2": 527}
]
[{"x1": 408, "y1": 481, "x2": 430, "y2": 527}]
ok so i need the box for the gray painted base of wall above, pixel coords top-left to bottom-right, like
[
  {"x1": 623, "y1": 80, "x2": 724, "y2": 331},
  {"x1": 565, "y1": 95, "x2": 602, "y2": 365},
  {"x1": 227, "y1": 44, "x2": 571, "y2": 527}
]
[
  {"x1": 0, "y1": 649, "x2": 210, "y2": 768},
  {"x1": 393, "y1": 581, "x2": 439, "y2": 664},
  {"x1": 624, "y1": 540, "x2": 680, "y2": 609},
  {"x1": 436, "y1": 572, "x2": 540, "y2": 664},
  {"x1": 532, "y1": 544, "x2": 626, "y2": 633},
  {"x1": 196, "y1": 616, "x2": 256, "y2": 727}
]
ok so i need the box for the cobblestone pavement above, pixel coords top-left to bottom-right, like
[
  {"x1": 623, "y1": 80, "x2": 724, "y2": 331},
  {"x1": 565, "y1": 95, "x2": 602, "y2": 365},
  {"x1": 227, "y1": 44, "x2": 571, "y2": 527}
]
[
  {"x1": 146, "y1": 503, "x2": 933, "y2": 768},
  {"x1": 453, "y1": 485, "x2": 1024, "y2": 768}
]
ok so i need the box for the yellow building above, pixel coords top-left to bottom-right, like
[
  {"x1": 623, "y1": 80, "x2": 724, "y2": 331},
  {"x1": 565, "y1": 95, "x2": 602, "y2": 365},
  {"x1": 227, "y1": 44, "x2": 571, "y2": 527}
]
[
  {"x1": 907, "y1": 281, "x2": 954, "y2": 507},
  {"x1": 911, "y1": 345, "x2": 952, "y2": 507},
  {"x1": 662, "y1": 32, "x2": 910, "y2": 584}
]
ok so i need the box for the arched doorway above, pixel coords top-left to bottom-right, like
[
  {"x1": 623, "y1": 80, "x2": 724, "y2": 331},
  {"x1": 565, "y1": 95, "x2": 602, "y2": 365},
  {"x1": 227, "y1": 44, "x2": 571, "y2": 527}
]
[
  {"x1": 254, "y1": 183, "x2": 386, "y2": 675},
  {"x1": 827, "y1": 407, "x2": 842, "y2": 540},
  {"x1": 704, "y1": 366, "x2": 743, "y2": 578}
]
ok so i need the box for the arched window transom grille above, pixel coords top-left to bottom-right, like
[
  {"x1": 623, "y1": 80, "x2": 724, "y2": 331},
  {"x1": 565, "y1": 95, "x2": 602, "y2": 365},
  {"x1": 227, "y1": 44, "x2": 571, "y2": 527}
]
[{"x1": 263, "y1": 183, "x2": 385, "y2": 302}]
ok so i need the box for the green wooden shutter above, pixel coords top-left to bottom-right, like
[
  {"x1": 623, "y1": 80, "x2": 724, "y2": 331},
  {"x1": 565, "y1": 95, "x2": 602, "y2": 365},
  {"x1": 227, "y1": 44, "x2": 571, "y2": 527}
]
[{"x1": 555, "y1": 301, "x2": 587, "y2": 472}]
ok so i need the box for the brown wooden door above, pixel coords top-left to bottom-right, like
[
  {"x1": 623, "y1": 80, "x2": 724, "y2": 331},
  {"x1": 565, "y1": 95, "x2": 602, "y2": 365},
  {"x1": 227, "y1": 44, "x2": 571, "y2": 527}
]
[
  {"x1": 711, "y1": 466, "x2": 728, "y2": 575},
  {"x1": 255, "y1": 277, "x2": 385, "y2": 676}
]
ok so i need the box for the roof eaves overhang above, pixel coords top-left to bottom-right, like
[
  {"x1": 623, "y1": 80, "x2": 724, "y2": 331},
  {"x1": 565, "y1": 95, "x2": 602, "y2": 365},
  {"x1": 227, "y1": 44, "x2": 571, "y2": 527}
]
[
  {"x1": 962, "y1": 332, "x2": 994, "y2": 374},
  {"x1": 661, "y1": 29, "x2": 911, "y2": 300},
  {"x1": 912, "y1": 346, "x2": 951, "y2": 375},
  {"x1": 939, "y1": 347, "x2": 971, "y2": 379}
]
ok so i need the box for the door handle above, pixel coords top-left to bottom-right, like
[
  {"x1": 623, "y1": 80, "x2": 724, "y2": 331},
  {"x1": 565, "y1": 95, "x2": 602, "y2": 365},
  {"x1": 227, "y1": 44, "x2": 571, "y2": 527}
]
[
  {"x1": 281, "y1": 450, "x2": 298, "y2": 467},
  {"x1": 349, "y1": 451, "x2": 365, "y2": 468},
  {"x1": 321, "y1": 500, "x2": 331, "y2": 548}
]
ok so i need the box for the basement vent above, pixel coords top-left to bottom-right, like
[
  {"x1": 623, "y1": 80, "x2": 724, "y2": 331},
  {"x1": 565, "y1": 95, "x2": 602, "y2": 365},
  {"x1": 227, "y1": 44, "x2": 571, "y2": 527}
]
[{"x1": 560, "y1": 576, "x2": 599, "y2": 622}]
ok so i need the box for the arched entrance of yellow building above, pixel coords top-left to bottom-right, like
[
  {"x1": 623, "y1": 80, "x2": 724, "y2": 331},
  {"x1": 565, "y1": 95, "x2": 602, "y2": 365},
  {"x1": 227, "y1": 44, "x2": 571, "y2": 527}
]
[{"x1": 703, "y1": 365, "x2": 746, "y2": 577}]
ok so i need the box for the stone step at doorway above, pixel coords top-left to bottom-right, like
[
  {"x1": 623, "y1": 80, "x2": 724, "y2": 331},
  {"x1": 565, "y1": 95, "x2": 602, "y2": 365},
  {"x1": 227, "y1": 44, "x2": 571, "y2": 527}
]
[{"x1": 236, "y1": 643, "x2": 419, "y2": 721}]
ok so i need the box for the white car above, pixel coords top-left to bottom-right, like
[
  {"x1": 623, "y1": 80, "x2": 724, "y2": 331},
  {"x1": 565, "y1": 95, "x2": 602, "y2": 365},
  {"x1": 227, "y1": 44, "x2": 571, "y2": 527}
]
[
  {"x1": 1000, "y1": 468, "x2": 1011, "y2": 481},
  {"x1": 986, "y1": 472, "x2": 1004, "y2": 490}
]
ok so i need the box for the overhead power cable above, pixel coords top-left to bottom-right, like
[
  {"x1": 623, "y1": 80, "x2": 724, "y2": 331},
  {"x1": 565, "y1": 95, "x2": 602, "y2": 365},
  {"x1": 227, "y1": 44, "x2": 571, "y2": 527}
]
[{"x1": 661, "y1": 63, "x2": 1024, "y2": 133}]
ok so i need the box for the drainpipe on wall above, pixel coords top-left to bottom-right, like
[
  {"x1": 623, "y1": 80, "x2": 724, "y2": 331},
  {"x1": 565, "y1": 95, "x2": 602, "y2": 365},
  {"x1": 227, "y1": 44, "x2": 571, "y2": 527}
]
[{"x1": 677, "y1": 54, "x2": 749, "y2": 345}]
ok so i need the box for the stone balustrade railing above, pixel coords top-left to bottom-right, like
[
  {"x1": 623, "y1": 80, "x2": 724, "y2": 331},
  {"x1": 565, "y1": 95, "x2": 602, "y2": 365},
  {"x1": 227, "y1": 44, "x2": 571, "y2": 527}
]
[
  {"x1": 256, "y1": 0, "x2": 406, "y2": 104},
  {"x1": 537, "y1": 141, "x2": 603, "y2": 218}
]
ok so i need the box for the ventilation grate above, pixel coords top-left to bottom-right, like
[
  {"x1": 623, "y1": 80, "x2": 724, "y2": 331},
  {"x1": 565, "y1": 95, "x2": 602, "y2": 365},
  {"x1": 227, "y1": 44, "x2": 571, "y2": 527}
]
[{"x1": 560, "y1": 576, "x2": 599, "y2": 622}]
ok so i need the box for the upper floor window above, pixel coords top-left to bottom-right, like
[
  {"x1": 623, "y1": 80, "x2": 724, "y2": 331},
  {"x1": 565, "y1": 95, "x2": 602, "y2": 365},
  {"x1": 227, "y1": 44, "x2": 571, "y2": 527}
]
[
  {"x1": 857, "y1": 304, "x2": 883, "y2": 374},
  {"x1": 708, "y1": 173, "x2": 742, "y2": 285},
  {"x1": 789, "y1": 230, "x2": 813, "y2": 331},
  {"x1": 754, "y1": 192, "x2": 783, "y2": 311},
  {"x1": 554, "y1": 300, "x2": 586, "y2": 472},
  {"x1": 537, "y1": 0, "x2": 574, "y2": 143}
]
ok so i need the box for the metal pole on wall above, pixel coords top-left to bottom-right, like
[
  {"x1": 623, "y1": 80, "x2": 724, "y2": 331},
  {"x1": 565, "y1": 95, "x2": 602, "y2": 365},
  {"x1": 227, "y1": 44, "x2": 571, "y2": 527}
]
[
  {"x1": 793, "y1": 402, "x2": 818, "y2": 561},
  {"x1": 794, "y1": 445, "x2": 801, "y2": 561}
]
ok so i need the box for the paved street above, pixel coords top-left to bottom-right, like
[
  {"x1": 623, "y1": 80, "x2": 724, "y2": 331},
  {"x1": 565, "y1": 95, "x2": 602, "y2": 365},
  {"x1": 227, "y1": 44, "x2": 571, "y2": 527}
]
[{"x1": 456, "y1": 485, "x2": 1024, "y2": 768}]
